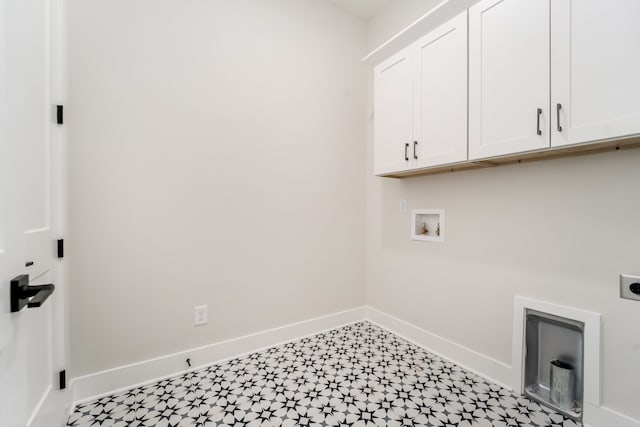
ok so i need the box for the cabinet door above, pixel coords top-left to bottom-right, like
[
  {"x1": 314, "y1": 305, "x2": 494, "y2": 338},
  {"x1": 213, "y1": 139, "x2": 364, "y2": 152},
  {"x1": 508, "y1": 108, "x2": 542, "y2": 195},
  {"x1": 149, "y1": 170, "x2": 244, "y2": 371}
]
[
  {"x1": 469, "y1": 0, "x2": 550, "y2": 160},
  {"x1": 413, "y1": 11, "x2": 468, "y2": 168},
  {"x1": 551, "y1": 0, "x2": 640, "y2": 147},
  {"x1": 374, "y1": 48, "x2": 413, "y2": 175}
]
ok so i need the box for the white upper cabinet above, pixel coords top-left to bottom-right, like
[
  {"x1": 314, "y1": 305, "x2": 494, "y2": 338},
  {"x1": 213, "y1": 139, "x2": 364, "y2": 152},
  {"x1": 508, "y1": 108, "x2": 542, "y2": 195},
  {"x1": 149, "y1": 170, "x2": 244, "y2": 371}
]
[
  {"x1": 551, "y1": 0, "x2": 640, "y2": 147},
  {"x1": 374, "y1": 48, "x2": 413, "y2": 175},
  {"x1": 374, "y1": 12, "x2": 468, "y2": 175},
  {"x1": 468, "y1": 0, "x2": 550, "y2": 160},
  {"x1": 372, "y1": 0, "x2": 640, "y2": 176},
  {"x1": 413, "y1": 11, "x2": 468, "y2": 169}
]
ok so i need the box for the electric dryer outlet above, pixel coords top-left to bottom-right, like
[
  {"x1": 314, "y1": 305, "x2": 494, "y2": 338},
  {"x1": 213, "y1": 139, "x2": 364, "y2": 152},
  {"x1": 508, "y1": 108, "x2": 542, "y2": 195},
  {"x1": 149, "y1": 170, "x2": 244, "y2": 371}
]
[{"x1": 620, "y1": 274, "x2": 640, "y2": 302}]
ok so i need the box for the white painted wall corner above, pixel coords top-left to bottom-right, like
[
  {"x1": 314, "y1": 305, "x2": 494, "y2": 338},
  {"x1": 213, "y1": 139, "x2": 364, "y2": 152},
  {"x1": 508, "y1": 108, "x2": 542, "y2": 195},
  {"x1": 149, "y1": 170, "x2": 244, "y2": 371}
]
[{"x1": 364, "y1": 306, "x2": 513, "y2": 389}]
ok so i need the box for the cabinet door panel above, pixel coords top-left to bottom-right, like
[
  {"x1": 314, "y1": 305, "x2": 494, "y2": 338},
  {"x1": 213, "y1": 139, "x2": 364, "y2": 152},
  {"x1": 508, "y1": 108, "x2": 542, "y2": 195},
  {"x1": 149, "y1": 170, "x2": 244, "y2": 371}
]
[
  {"x1": 551, "y1": 0, "x2": 640, "y2": 147},
  {"x1": 469, "y1": 0, "x2": 550, "y2": 160},
  {"x1": 413, "y1": 11, "x2": 468, "y2": 168},
  {"x1": 374, "y1": 49, "x2": 413, "y2": 175}
]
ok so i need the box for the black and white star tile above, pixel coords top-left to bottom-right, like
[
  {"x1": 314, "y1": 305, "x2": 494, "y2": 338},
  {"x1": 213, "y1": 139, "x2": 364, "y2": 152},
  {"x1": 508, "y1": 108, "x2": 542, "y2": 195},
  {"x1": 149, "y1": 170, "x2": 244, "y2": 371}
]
[{"x1": 67, "y1": 322, "x2": 581, "y2": 426}]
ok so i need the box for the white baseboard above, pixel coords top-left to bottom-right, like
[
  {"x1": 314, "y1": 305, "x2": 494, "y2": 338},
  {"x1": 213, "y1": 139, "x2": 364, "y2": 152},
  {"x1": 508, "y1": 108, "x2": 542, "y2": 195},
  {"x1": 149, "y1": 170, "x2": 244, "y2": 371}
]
[
  {"x1": 59, "y1": 304, "x2": 638, "y2": 427},
  {"x1": 70, "y1": 306, "x2": 367, "y2": 406},
  {"x1": 365, "y1": 306, "x2": 513, "y2": 389},
  {"x1": 583, "y1": 403, "x2": 640, "y2": 427}
]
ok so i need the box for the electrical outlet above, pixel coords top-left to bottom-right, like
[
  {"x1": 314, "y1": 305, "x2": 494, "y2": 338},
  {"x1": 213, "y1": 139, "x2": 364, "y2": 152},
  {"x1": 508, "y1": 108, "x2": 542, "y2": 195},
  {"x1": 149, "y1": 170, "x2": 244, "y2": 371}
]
[
  {"x1": 620, "y1": 274, "x2": 640, "y2": 302},
  {"x1": 194, "y1": 305, "x2": 208, "y2": 326},
  {"x1": 400, "y1": 199, "x2": 407, "y2": 213}
]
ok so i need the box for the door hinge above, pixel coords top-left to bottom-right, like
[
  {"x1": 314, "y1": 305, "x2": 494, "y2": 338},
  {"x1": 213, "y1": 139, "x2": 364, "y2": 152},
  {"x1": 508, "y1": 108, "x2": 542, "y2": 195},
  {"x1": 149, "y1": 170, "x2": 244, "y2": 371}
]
[
  {"x1": 56, "y1": 105, "x2": 64, "y2": 125},
  {"x1": 57, "y1": 239, "x2": 64, "y2": 258},
  {"x1": 59, "y1": 370, "x2": 66, "y2": 390}
]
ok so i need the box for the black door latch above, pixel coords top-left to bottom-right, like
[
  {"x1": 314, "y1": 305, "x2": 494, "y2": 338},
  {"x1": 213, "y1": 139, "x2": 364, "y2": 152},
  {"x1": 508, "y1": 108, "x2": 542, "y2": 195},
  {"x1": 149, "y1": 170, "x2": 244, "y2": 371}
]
[{"x1": 10, "y1": 275, "x2": 55, "y2": 313}]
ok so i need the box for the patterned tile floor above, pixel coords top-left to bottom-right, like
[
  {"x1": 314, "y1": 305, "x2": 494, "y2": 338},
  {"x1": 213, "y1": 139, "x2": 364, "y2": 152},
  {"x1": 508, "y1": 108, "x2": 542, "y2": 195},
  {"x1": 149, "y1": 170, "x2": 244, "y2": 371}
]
[{"x1": 67, "y1": 322, "x2": 581, "y2": 426}]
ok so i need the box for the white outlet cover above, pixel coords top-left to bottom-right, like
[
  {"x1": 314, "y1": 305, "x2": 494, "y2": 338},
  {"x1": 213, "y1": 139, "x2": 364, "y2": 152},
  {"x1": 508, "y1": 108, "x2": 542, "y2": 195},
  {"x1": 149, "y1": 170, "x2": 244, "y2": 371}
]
[{"x1": 194, "y1": 305, "x2": 208, "y2": 326}]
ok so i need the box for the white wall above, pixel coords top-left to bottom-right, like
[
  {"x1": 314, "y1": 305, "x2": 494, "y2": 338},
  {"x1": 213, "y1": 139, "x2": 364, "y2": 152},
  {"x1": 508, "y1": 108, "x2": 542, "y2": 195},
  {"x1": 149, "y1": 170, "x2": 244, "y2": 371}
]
[
  {"x1": 365, "y1": 3, "x2": 640, "y2": 422},
  {"x1": 366, "y1": 0, "x2": 441, "y2": 51},
  {"x1": 64, "y1": 0, "x2": 640, "y2": 423},
  {"x1": 67, "y1": 0, "x2": 367, "y2": 377}
]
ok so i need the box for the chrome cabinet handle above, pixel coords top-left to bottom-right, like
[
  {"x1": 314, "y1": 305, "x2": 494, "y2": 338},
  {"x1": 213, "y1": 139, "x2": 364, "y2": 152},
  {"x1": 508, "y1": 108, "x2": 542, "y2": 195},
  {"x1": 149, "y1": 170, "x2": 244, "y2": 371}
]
[
  {"x1": 536, "y1": 108, "x2": 542, "y2": 136},
  {"x1": 413, "y1": 141, "x2": 418, "y2": 160},
  {"x1": 404, "y1": 143, "x2": 409, "y2": 161},
  {"x1": 556, "y1": 103, "x2": 562, "y2": 132}
]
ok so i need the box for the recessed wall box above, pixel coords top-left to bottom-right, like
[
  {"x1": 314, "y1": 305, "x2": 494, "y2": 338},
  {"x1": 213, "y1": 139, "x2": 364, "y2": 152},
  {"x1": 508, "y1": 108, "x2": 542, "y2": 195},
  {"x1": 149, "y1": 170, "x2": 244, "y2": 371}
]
[{"x1": 411, "y1": 209, "x2": 444, "y2": 242}]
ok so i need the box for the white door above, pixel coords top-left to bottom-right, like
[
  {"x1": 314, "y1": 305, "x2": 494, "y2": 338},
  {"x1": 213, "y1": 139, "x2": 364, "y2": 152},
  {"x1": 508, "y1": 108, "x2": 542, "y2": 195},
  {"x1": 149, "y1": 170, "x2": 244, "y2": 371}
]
[
  {"x1": 469, "y1": 0, "x2": 550, "y2": 160},
  {"x1": 551, "y1": 0, "x2": 640, "y2": 147},
  {"x1": 413, "y1": 11, "x2": 468, "y2": 169},
  {"x1": 374, "y1": 48, "x2": 413, "y2": 175},
  {"x1": 0, "y1": 0, "x2": 66, "y2": 425}
]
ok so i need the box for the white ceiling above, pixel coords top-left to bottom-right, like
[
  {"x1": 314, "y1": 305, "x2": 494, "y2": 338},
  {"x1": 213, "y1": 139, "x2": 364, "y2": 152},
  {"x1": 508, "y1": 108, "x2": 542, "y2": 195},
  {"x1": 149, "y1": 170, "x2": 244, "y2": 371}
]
[{"x1": 328, "y1": 0, "x2": 393, "y2": 20}]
